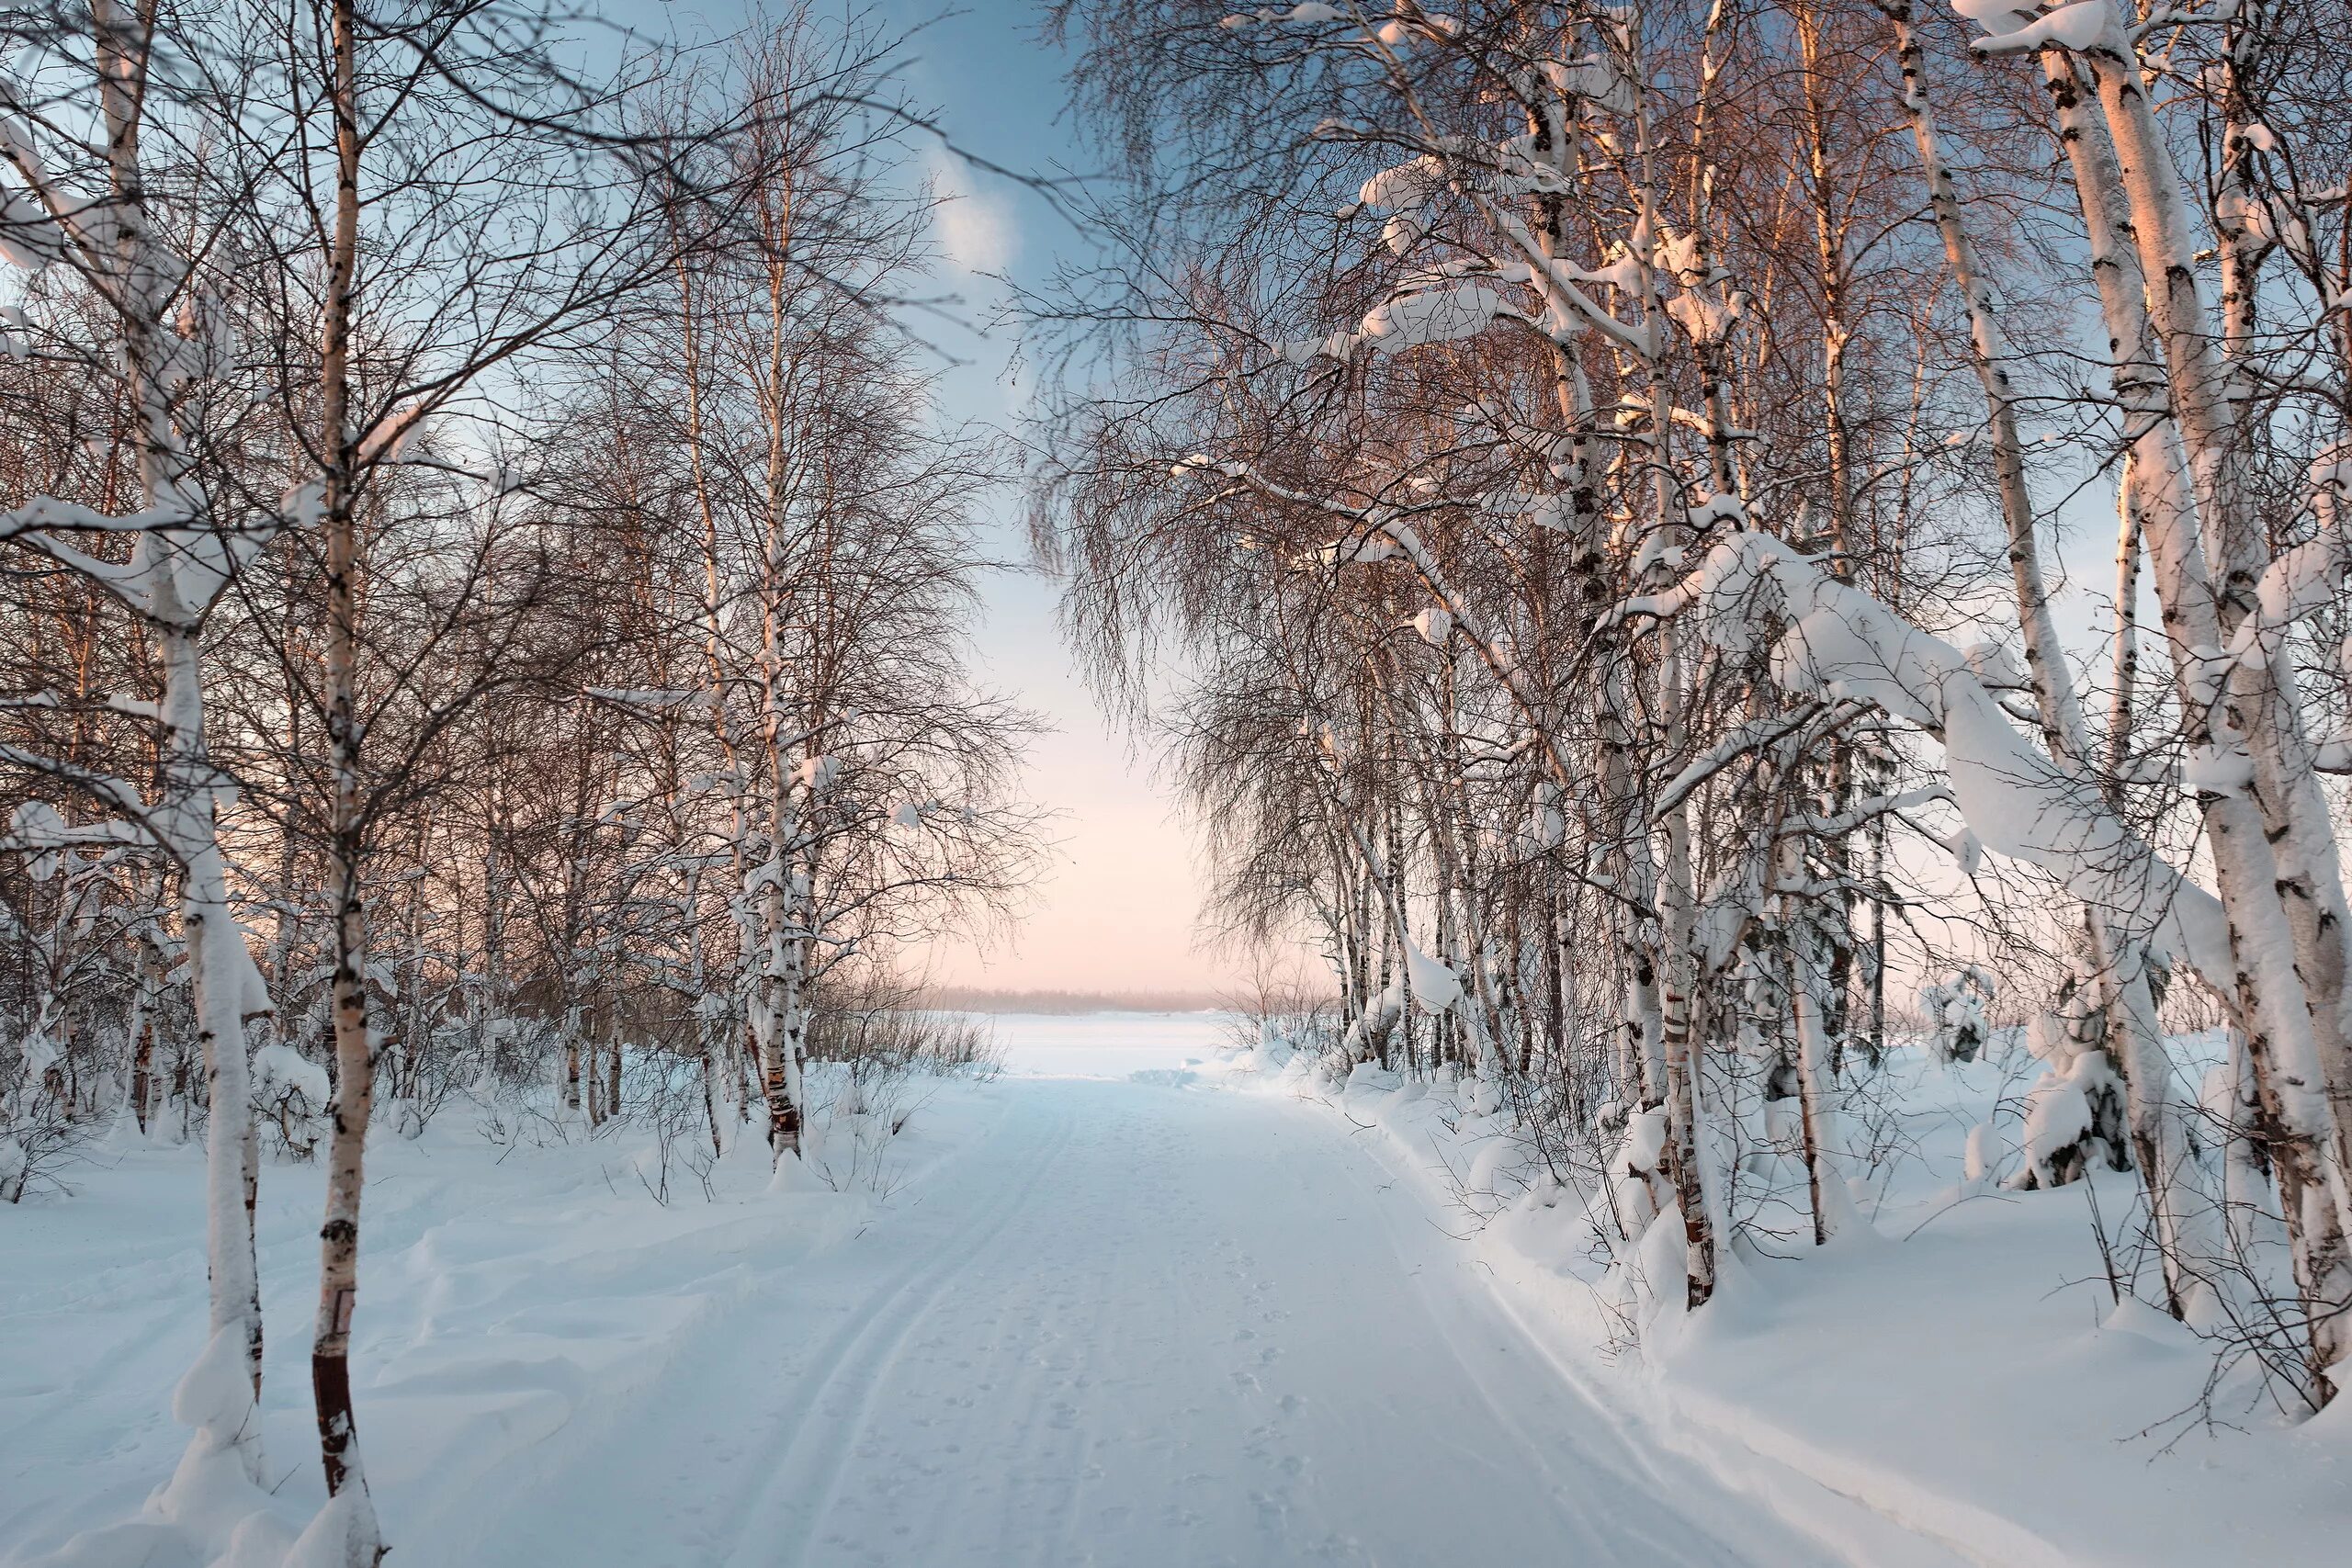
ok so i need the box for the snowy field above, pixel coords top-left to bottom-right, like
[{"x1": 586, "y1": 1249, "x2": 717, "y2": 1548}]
[
  {"x1": 987, "y1": 1010, "x2": 1232, "y2": 1081},
  {"x1": 4, "y1": 1014, "x2": 2347, "y2": 1567}
]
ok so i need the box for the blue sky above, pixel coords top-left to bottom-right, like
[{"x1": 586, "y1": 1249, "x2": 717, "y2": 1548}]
[
  {"x1": 611, "y1": 2, "x2": 1228, "y2": 996},
  {"x1": 587, "y1": 4, "x2": 2151, "y2": 1002},
  {"x1": 882, "y1": 4, "x2": 1228, "y2": 996}
]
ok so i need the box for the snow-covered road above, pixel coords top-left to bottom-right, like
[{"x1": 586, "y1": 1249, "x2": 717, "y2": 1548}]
[
  {"x1": 11, "y1": 1025, "x2": 2336, "y2": 1568},
  {"x1": 8, "y1": 1019, "x2": 1982, "y2": 1568},
  {"x1": 401, "y1": 1075, "x2": 1885, "y2": 1568}
]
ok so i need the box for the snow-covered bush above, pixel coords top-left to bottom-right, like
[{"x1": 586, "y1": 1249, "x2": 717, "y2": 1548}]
[
  {"x1": 0, "y1": 1024, "x2": 74, "y2": 1203},
  {"x1": 2010, "y1": 999, "x2": 2130, "y2": 1190},
  {"x1": 1919, "y1": 969, "x2": 1995, "y2": 1066},
  {"x1": 252, "y1": 1041, "x2": 331, "y2": 1161},
  {"x1": 1216, "y1": 968, "x2": 1346, "y2": 1077}
]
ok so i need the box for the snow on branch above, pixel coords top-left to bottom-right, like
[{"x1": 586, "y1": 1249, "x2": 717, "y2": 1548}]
[
  {"x1": 0, "y1": 495, "x2": 190, "y2": 542},
  {"x1": 1656, "y1": 701, "x2": 1847, "y2": 815},
  {"x1": 1609, "y1": 530, "x2": 2233, "y2": 987},
  {"x1": 2228, "y1": 447, "x2": 2352, "y2": 666},
  {"x1": 1777, "y1": 784, "x2": 1959, "y2": 844},
  {"x1": 1962, "y1": 0, "x2": 2126, "y2": 56}
]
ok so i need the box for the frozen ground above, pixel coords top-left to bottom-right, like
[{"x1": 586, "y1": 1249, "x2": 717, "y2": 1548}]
[{"x1": 2, "y1": 1015, "x2": 2342, "y2": 1566}]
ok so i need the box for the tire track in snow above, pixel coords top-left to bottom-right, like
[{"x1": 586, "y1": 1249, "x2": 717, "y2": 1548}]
[
  {"x1": 382, "y1": 1073, "x2": 1969, "y2": 1568},
  {"x1": 711, "y1": 1091, "x2": 1080, "y2": 1568},
  {"x1": 390, "y1": 1093, "x2": 1049, "y2": 1565}
]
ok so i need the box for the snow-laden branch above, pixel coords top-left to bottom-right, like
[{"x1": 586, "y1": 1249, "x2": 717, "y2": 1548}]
[
  {"x1": 1610, "y1": 530, "x2": 2233, "y2": 987},
  {"x1": 2230, "y1": 448, "x2": 2352, "y2": 664},
  {"x1": 3, "y1": 486, "x2": 312, "y2": 629},
  {"x1": 1655, "y1": 700, "x2": 1851, "y2": 816},
  {"x1": 0, "y1": 495, "x2": 188, "y2": 540},
  {"x1": 1962, "y1": 0, "x2": 2123, "y2": 57},
  {"x1": 1314, "y1": 141, "x2": 1659, "y2": 361},
  {"x1": 1777, "y1": 785, "x2": 1959, "y2": 844}
]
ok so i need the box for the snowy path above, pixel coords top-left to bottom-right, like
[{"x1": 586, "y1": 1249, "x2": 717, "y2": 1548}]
[
  {"x1": 399, "y1": 1077, "x2": 1899, "y2": 1568},
  {"x1": 9, "y1": 1029, "x2": 2335, "y2": 1568}
]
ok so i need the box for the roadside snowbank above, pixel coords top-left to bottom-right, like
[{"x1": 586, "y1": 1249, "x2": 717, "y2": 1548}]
[
  {"x1": 1206, "y1": 1042, "x2": 2352, "y2": 1568},
  {"x1": 0, "y1": 1074, "x2": 1009, "y2": 1568}
]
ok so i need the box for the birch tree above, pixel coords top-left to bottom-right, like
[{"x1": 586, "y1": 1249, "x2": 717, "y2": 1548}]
[
  {"x1": 1037, "y1": 0, "x2": 2352, "y2": 1404},
  {"x1": 0, "y1": 0, "x2": 292, "y2": 1493}
]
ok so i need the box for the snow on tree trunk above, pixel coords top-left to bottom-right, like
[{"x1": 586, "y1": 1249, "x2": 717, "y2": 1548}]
[
  {"x1": 1, "y1": 0, "x2": 283, "y2": 1486},
  {"x1": 168, "y1": 621, "x2": 269, "y2": 1483},
  {"x1": 1966, "y1": 4, "x2": 2352, "y2": 1391}
]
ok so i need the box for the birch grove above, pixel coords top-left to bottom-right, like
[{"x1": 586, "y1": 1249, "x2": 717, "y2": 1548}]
[
  {"x1": 1035, "y1": 0, "x2": 2352, "y2": 1408},
  {"x1": 3, "y1": 3, "x2": 1038, "y2": 1562},
  {"x1": 9, "y1": 0, "x2": 2352, "y2": 1560}
]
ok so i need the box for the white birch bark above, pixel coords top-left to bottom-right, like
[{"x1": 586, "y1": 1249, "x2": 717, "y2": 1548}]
[
  {"x1": 296, "y1": 1, "x2": 387, "y2": 1557},
  {"x1": 1972, "y1": 5, "x2": 2352, "y2": 1386},
  {"x1": 0, "y1": 0, "x2": 279, "y2": 1485},
  {"x1": 1888, "y1": 1, "x2": 2222, "y2": 1310}
]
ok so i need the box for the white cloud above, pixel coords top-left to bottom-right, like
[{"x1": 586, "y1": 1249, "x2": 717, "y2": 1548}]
[{"x1": 927, "y1": 148, "x2": 1018, "y2": 276}]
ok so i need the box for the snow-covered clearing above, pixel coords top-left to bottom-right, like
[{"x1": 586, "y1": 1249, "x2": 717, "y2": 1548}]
[{"x1": 4, "y1": 1013, "x2": 2344, "y2": 1567}]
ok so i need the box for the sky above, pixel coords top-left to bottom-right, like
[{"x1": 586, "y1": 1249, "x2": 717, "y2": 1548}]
[
  {"x1": 621, "y1": 3, "x2": 1234, "y2": 998},
  {"x1": 878, "y1": 6, "x2": 1238, "y2": 997},
  {"x1": 594, "y1": 2, "x2": 2143, "y2": 1005}
]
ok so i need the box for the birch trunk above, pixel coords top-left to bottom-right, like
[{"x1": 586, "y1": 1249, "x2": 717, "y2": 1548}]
[
  {"x1": 1897, "y1": 7, "x2": 2214, "y2": 1314},
  {"x1": 165, "y1": 616, "x2": 268, "y2": 1480},
  {"x1": 303, "y1": 0, "x2": 387, "y2": 1552},
  {"x1": 82, "y1": 0, "x2": 272, "y2": 1482},
  {"x1": 2020, "y1": 21, "x2": 2352, "y2": 1384}
]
